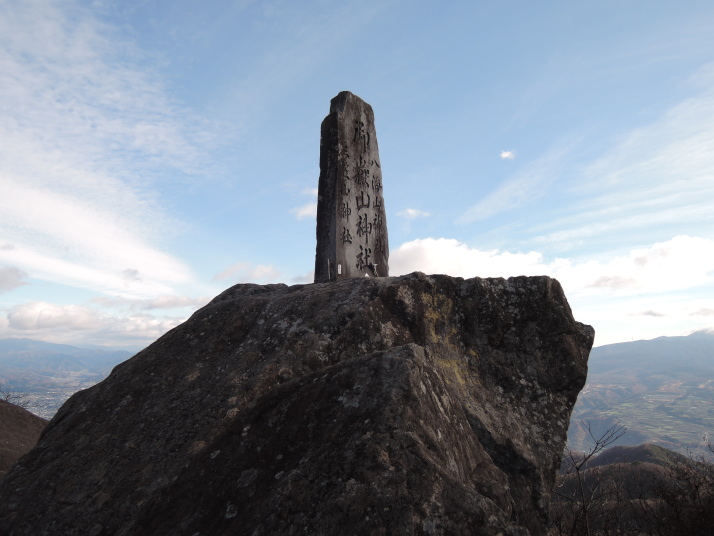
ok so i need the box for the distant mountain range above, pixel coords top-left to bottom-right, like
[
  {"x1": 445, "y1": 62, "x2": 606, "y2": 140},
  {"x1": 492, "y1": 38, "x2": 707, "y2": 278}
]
[
  {"x1": 0, "y1": 338, "x2": 133, "y2": 419},
  {"x1": 569, "y1": 330, "x2": 714, "y2": 455}
]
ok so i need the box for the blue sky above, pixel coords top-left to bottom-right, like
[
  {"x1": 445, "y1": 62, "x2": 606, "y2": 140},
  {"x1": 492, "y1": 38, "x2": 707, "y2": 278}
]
[{"x1": 0, "y1": 0, "x2": 713, "y2": 350}]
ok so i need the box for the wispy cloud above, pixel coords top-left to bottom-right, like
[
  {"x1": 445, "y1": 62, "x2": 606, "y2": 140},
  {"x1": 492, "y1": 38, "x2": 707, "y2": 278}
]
[
  {"x1": 291, "y1": 188, "x2": 318, "y2": 220},
  {"x1": 583, "y1": 85, "x2": 714, "y2": 193},
  {"x1": 0, "y1": 1, "x2": 209, "y2": 299},
  {"x1": 397, "y1": 209, "x2": 431, "y2": 219},
  {"x1": 533, "y1": 65, "x2": 714, "y2": 250},
  {"x1": 459, "y1": 144, "x2": 570, "y2": 223},
  {"x1": 500, "y1": 150, "x2": 515, "y2": 160}
]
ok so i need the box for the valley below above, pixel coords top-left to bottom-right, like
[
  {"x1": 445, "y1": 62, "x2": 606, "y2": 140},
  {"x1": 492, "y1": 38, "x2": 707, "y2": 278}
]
[{"x1": 568, "y1": 331, "x2": 714, "y2": 456}]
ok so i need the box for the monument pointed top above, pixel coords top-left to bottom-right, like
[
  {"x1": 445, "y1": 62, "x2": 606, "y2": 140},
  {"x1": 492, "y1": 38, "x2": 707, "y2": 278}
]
[{"x1": 329, "y1": 91, "x2": 369, "y2": 114}]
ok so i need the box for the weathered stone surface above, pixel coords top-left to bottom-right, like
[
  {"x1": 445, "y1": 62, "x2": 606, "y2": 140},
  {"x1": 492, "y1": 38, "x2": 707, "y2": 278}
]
[
  {"x1": 0, "y1": 400, "x2": 47, "y2": 479},
  {"x1": 0, "y1": 273, "x2": 593, "y2": 535},
  {"x1": 314, "y1": 91, "x2": 389, "y2": 282}
]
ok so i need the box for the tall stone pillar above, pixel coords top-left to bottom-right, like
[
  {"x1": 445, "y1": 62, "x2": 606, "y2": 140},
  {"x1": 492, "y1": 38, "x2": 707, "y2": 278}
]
[{"x1": 314, "y1": 92, "x2": 389, "y2": 283}]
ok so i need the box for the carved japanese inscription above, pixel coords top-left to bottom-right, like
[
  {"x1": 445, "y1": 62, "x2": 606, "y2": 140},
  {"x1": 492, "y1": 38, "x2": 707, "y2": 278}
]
[{"x1": 314, "y1": 91, "x2": 389, "y2": 282}]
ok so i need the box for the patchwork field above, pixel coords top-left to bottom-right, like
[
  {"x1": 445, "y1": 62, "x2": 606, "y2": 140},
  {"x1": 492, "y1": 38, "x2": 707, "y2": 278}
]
[{"x1": 569, "y1": 332, "x2": 714, "y2": 456}]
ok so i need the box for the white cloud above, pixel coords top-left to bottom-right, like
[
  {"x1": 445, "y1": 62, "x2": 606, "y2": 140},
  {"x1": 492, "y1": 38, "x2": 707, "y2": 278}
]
[
  {"x1": 558, "y1": 235, "x2": 714, "y2": 296},
  {"x1": 0, "y1": 0, "x2": 207, "y2": 299},
  {"x1": 7, "y1": 302, "x2": 103, "y2": 331},
  {"x1": 391, "y1": 238, "x2": 548, "y2": 279},
  {"x1": 391, "y1": 235, "x2": 714, "y2": 297},
  {"x1": 500, "y1": 150, "x2": 515, "y2": 160},
  {"x1": 292, "y1": 202, "x2": 318, "y2": 220},
  {"x1": 291, "y1": 187, "x2": 318, "y2": 220},
  {"x1": 2, "y1": 300, "x2": 187, "y2": 347},
  {"x1": 0, "y1": 266, "x2": 28, "y2": 293},
  {"x1": 213, "y1": 262, "x2": 283, "y2": 283},
  {"x1": 397, "y1": 209, "x2": 431, "y2": 219}
]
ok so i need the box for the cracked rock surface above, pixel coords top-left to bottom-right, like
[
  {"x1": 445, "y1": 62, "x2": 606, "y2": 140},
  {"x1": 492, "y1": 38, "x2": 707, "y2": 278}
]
[{"x1": 0, "y1": 272, "x2": 593, "y2": 535}]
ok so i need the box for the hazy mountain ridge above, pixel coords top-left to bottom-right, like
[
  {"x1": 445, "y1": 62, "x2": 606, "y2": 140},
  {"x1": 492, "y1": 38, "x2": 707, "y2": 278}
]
[
  {"x1": 0, "y1": 338, "x2": 132, "y2": 419},
  {"x1": 581, "y1": 443, "x2": 685, "y2": 469},
  {"x1": 569, "y1": 330, "x2": 714, "y2": 455}
]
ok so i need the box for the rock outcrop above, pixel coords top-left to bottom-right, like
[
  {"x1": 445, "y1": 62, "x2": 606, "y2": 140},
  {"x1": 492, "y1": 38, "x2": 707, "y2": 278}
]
[
  {"x1": 0, "y1": 273, "x2": 593, "y2": 535},
  {"x1": 0, "y1": 400, "x2": 47, "y2": 479}
]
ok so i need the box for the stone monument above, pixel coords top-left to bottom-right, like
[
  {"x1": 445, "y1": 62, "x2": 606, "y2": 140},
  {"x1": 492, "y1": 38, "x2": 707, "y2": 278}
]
[{"x1": 314, "y1": 91, "x2": 389, "y2": 282}]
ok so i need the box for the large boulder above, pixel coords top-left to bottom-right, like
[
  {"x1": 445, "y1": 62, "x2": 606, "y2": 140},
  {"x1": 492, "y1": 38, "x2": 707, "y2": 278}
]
[{"x1": 0, "y1": 273, "x2": 593, "y2": 535}]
